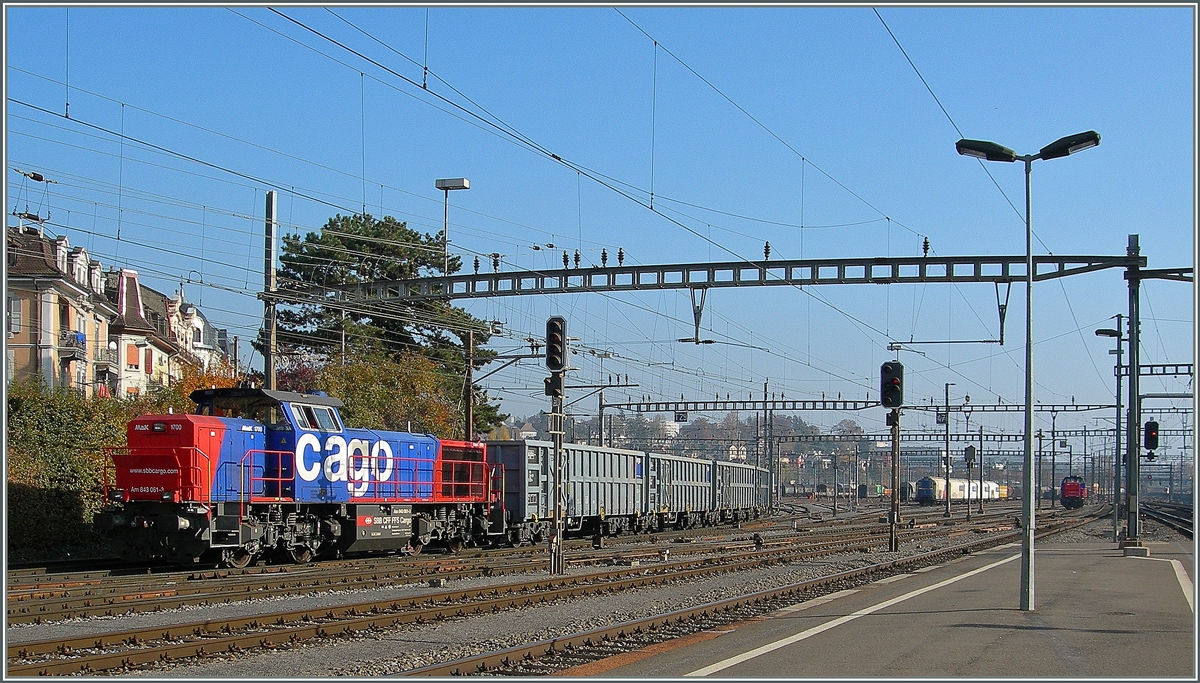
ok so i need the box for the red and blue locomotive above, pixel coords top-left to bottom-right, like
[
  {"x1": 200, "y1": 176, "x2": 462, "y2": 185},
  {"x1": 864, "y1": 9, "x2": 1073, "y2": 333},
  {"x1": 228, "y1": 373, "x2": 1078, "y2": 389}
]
[
  {"x1": 94, "y1": 387, "x2": 502, "y2": 568},
  {"x1": 1059, "y1": 475, "x2": 1088, "y2": 509}
]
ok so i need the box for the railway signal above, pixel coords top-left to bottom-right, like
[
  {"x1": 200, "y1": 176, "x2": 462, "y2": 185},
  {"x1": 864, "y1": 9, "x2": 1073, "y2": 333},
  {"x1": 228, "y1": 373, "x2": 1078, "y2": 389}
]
[
  {"x1": 1143, "y1": 420, "x2": 1159, "y2": 460},
  {"x1": 545, "y1": 316, "x2": 567, "y2": 372},
  {"x1": 880, "y1": 361, "x2": 904, "y2": 408}
]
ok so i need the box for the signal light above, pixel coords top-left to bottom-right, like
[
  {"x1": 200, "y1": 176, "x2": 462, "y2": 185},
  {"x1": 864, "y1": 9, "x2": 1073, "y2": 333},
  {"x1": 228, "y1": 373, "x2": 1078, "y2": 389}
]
[
  {"x1": 880, "y1": 361, "x2": 904, "y2": 408},
  {"x1": 544, "y1": 373, "x2": 564, "y2": 398},
  {"x1": 1143, "y1": 420, "x2": 1159, "y2": 452},
  {"x1": 545, "y1": 316, "x2": 567, "y2": 372}
]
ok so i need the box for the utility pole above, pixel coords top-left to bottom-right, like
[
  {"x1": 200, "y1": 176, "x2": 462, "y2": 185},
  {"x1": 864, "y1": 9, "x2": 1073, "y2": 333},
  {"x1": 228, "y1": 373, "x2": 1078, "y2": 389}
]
[
  {"x1": 262, "y1": 190, "x2": 277, "y2": 390},
  {"x1": 597, "y1": 389, "x2": 604, "y2": 447},
  {"x1": 944, "y1": 382, "x2": 954, "y2": 518},
  {"x1": 1051, "y1": 410, "x2": 1058, "y2": 507},
  {"x1": 1037, "y1": 430, "x2": 1044, "y2": 509},
  {"x1": 1124, "y1": 235, "x2": 1143, "y2": 549},
  {"x1": 544, "y1": 316, "x2": 568, "y2": 575},
  {"x1": 889, "y1": 408, "x2": 901, "y2": 552},
  {"x1": 979, "y1": 426, "x2": 985, "y2": 514},
  {"x1": 464, "y1": 329, "x2": 474, "y2": 441}
]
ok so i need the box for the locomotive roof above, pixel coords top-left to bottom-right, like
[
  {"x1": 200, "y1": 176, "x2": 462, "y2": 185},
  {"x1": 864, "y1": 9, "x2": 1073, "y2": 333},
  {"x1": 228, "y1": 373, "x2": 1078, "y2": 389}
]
[{"x1": 189, "y1": 387, "x2": 344, "y2": 408}]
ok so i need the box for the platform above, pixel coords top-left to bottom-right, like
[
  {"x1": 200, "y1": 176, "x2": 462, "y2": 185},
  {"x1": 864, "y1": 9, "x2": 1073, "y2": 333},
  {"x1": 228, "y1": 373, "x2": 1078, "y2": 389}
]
[{"x1": 582, "y1": 537, "x2": 1195, "y2": 678}]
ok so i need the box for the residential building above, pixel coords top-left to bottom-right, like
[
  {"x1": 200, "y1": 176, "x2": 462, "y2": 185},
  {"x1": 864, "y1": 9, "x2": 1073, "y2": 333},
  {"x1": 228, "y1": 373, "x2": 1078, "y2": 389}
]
[{"x1": 6, "y1": 225, "x2": 119, "y2": 395}]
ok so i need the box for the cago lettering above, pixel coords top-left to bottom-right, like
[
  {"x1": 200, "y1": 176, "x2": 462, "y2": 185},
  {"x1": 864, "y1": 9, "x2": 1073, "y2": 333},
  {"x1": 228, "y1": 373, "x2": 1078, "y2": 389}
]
[{"x1": 295, "y1": 434, "x2": 406, "y2": 497}]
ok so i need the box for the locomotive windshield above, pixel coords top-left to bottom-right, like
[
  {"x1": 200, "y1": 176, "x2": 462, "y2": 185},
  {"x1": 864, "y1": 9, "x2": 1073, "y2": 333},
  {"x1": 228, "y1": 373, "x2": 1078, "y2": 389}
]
[{"x1": 291, "y1": 403, "x2": 342, "y2": 431}]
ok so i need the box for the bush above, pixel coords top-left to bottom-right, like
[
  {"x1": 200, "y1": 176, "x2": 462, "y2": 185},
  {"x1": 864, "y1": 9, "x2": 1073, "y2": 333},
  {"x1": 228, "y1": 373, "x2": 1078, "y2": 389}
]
[{"x1": 5, "y1": 379, "x2": 183, "y2": 555}]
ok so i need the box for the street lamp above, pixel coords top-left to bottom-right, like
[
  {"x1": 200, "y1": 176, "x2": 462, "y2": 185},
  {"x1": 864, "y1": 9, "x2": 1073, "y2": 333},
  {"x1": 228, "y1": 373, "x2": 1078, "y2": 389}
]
[
  {"x1": 944, "y1": 382, "x2": 955, "y2": 518},
  {"x1": 956, "y1": 130, "x2": 1100, "y2": 613},
  {"x1": 435, "y1": 178, "x2": 470, "y2": 274},
  {"x1": 1096, "y1": 319, "x2": 1124, "y2": 543}
]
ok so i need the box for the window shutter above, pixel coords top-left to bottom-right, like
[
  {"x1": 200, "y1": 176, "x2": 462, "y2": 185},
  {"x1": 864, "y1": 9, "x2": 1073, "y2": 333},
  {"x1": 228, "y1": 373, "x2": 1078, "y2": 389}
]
[
  {"x1": 144, "y1": 348, "x2": 153, "y2": 375},
  {"x1": 126, "y1": 344, "x2": 140, "y2": 367},
  {"x1": 6, "y1": 297, "x2": 22, "y2": 335}
]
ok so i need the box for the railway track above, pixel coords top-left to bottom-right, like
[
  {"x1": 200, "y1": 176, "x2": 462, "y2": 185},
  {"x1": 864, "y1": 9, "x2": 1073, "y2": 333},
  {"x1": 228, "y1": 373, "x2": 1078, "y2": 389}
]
[
  {"x1": 399, "y1": 509, "x2": 1106, "y2": 676},
  {"x1": 5, "y1": 507, "x2": 1026, "y2": 676},
  {"x1": 5, "y1": 507, "x2": 1019, "y2": 626},
  {"x1": 1142, "y1": 502, "x2": 1193, "y2": 539}
]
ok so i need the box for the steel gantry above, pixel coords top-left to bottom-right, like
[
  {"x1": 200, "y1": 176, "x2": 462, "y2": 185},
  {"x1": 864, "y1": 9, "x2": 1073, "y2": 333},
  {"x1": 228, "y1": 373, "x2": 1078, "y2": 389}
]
[{"x1": 277, "y1": 253, "x2": 1143, "y2": 306}]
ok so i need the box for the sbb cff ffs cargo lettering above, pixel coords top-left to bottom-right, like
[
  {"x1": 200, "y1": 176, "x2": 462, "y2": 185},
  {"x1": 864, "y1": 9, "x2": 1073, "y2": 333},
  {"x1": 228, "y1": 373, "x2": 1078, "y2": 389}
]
[{"x1": 95, "y1": 388, "x2": 772, "y2": 567}]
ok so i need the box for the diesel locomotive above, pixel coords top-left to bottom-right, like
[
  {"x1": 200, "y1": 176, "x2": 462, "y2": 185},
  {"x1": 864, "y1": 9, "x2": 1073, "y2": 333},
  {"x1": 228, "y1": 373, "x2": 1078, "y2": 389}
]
[
  {"x1": 95, "y1": 387, "x2": 772, "y2": 567},
  {"x1": 1058, "y1": 475, "x2": 1088, "y2": 509}
]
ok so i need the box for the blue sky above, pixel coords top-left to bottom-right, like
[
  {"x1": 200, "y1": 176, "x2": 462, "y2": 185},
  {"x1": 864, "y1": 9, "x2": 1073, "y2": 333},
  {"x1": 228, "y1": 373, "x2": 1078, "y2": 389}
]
[{"x1": 4, "y1": 5, "x2": 1195, "y2": 446}]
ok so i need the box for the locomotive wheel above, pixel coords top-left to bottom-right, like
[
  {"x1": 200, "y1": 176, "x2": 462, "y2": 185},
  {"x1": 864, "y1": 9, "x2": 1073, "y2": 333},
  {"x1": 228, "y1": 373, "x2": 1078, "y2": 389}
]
[
  {"x1": 447, "y1": 539, "x2": 465, "y2": 554},
  {"x1": 288, "y1": 546, "x2": 313, "y2": 564},
  {"x1": 409, "y1": 542, "x2": 423, "y2": 556},
  {"x1": 224, "y1": 547, "x2": 253, "y2": 569}
]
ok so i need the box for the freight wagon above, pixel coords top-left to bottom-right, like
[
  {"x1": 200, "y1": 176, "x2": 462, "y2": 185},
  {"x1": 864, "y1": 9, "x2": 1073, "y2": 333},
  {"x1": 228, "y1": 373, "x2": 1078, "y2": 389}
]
[{"x1": 485, "y1": 440, "x2": 772, "y2": 545}]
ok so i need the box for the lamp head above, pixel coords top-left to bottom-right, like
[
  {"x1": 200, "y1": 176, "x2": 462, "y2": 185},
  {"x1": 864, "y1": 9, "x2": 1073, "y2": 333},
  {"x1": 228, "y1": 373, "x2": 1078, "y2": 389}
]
[
  {"x1": 1094, "y1": 328, "x2": 1120, "y2": 338},
  {"x1": 956, "y1": 139, "x2": 1017, "y2": 163},
  {"x1": 435, "y1": 178, "x2": 470, "y2": 191},
  {"x1": 1038, "y1": 131, "x2": 1100, "y2": 161}
]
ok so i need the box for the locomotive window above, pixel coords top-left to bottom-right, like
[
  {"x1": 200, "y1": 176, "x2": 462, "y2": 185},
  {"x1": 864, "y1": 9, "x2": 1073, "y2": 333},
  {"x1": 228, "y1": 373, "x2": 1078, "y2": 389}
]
[
  {"x1": 292, "y1": 406, "x2": 314, "y2": 430},
  {"x1": 312, "y1": 407, "x2": 340, "y2": 431},
  {"x1": 292, "y1": 404, "x2": 342, "y2": 432}
]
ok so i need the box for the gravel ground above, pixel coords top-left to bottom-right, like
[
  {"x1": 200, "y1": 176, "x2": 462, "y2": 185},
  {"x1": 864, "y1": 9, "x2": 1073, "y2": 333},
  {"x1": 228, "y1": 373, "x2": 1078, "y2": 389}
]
[{"x1": 18, "y1": 514, "x2": 1188, "y2": 677}]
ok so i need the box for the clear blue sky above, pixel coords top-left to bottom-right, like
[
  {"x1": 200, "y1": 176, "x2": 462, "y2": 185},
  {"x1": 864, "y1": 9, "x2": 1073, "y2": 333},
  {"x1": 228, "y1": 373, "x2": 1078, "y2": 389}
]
[{"x1": 5, "y1": 5, "x2": 1195, "y2": 446}]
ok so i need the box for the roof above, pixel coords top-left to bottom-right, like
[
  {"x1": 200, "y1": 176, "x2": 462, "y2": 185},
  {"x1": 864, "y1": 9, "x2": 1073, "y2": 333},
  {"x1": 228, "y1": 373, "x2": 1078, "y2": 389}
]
[
  {"x1": 189, "y1": 387, "x2": 345, "y2": 408},
  {"x1": 7, "y1": 226, "x2": 118, "y2": 314},
  {"x1": 5, "y1": 226, "x2": 59, "y2": 276},
  {"x1": 104, "y1": 269, "x2": 157, "y2": 334}
]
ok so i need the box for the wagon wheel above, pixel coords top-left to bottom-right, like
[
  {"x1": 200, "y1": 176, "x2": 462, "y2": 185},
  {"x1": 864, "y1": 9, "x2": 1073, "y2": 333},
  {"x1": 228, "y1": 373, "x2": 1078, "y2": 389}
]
[
  {"x1": 447, "y1": 539, "x2": 465, "y2": 554},
  {"x1": 408, "y1": 542, "x2": 423, "y2": 556},
  {"x1": 288, "y1": 546, "x2": 313, "y2": 564},
  {"x1": 223, "y1": 547, "x2": 253, "y2": 570}
]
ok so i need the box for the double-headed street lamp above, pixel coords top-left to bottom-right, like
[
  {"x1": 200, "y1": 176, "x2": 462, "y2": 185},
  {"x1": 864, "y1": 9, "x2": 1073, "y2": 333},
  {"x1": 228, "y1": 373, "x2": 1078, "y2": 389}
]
[
  {"x1": 955, "y1": 130, "x2": 1100, "y2": 612},
  {"x1": 436, "y1": 178, "x2": 470, "y2": 274},
  {"x1": 1095, "y1": 318, "x2": 1125, "y2": 542}
]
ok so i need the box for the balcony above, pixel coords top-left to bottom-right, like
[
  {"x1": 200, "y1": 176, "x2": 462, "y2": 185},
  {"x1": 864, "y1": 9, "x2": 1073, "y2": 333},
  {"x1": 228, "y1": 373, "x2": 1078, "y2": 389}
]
[
  {"x1": 93, "y1": 344, "x2": 117, "y2": 366},
  {"x1": 58, "y1": 330, "x2": 87, "y2": 361}
]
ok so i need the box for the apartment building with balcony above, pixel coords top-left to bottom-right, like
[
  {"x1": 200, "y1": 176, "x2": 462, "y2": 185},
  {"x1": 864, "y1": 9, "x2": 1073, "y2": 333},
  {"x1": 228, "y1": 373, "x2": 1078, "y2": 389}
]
[
  {"x1": 6, "y1": 225, "x2": 118, "y2": 395},
  {"x1": 7, "y1": 224, "x2": 235, "y2": 397}
]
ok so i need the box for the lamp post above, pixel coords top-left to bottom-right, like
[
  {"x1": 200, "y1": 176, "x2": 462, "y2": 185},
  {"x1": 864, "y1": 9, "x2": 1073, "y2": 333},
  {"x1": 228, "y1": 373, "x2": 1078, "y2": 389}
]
[
  {"x1": 944, "y1": 382, "x2": 955, "y2": 518},
  {"x1": 1095, "y1": 319, "x2": 1124, "y2": 543},
  {"x1": 1051, "y1": 409, "x2": 1058, "y2": 507},
  {"x1": 956, "y1": 129, "x2": 1100, "y2": 612},
  {"x1": 435, "y1": 178, "x2": 470, "y2": 274}
]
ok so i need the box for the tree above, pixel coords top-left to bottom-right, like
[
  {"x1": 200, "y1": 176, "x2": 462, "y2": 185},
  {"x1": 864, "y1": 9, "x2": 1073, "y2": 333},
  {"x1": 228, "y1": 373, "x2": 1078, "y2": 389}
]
[
  {"x1": 273, "y1": 213, "x2": 506, "y2": 436},
  {"x1": 832, "y1": 419, "x2": 863, "y2": 436}
]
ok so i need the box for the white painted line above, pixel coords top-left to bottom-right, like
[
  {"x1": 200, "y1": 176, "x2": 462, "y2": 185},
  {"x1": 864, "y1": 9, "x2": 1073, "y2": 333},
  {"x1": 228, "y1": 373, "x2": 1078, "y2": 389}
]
[
  {"x1": 1135, "y1": 557, "x2": 1194, "y2": 613},
  {"x1": 685, "y1": 553, "x2": 1020, "y2": 677}
]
